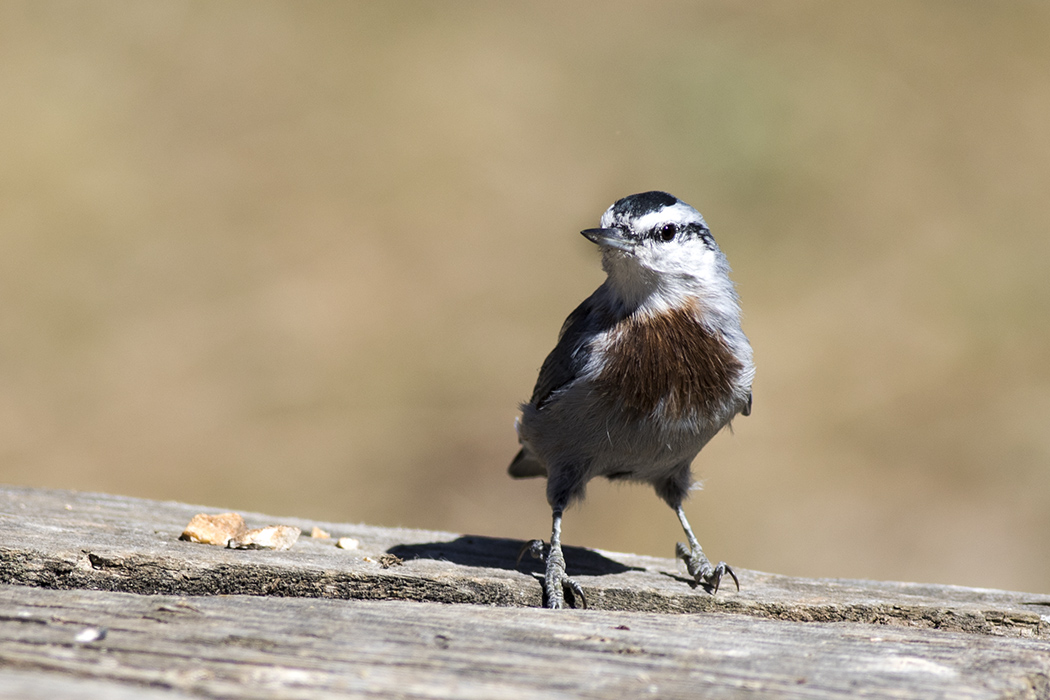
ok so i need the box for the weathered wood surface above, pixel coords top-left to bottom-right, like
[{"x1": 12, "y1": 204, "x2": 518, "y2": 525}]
[
  {"x1": 0, "y1": 486, "x2": 1048, "y2": 699},
  {"x1": 3, "y1": 585, "x2": 1050, "y2": 700},
  {"x1": 2, "y1": 487, "x2": 1048, "y2": 635}
]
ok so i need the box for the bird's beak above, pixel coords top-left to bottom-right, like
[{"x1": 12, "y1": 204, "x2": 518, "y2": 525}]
[{"x1": 580, "y1": 227, "x2": 634, "y2": 252}]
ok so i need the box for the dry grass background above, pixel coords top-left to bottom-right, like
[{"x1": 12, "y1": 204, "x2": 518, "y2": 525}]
[{"x1": 2, "y1": 2, "x2": 1048, "y2": 593}]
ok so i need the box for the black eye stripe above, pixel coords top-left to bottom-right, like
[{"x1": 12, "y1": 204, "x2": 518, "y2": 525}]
[{"x1": 645, "y1": 221, "x2": 712, "y2": 244}]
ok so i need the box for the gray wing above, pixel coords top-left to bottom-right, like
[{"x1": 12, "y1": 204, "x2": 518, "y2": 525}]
[
  {"x1": 528, "y1": 293, "x2": 606, "y2": 410},
  {"x1": 508, "y1": 296, "x2": 600, "y2": 480},
  {"x1": 509, "y1": 290, "x2": 619, "y2": 480}
]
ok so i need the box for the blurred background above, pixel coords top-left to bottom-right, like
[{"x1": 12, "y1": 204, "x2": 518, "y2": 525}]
[{"x1": 2, "y1": 1, "x2": 1048, "y2": 593}]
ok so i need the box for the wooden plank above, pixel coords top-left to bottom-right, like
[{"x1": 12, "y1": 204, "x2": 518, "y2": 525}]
[
  {"x1": 1, "y1": 486, "x2": 1049, "y2": 698},
  {"x1": 1, "y1": 486, "x2": 1048, "y2": 639},
  {"x1": 1, "y1": 584, "x2": 1049, "y2": 699}
]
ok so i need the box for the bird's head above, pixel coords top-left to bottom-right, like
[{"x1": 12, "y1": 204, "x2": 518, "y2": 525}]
[{"x1": 582, "y1": 191, "x2": 732, "y2": 313}]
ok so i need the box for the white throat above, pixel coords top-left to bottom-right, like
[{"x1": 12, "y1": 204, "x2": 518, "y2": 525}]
[{"x1": 601, "y1": 242, "x2": 736, "y2": 320}]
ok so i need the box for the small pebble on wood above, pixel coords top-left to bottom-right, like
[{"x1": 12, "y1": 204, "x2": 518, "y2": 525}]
[
  {"x1": 230, "y1": 525, "x2": 301, "y2": 551},
  {"x1": 180, "y1": 513, "x2": 301, "y2": 550},
  {"x1": 73, "y1": 627, "x2": 107, "y2": 644},
  {"x1": 179, "y1": 512, "x2": 247, "y2": 546}
]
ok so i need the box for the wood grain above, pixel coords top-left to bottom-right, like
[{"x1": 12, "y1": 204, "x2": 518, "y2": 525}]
[{"x1": 0, "y1": 486, "x2": 1048, "y2": 698}]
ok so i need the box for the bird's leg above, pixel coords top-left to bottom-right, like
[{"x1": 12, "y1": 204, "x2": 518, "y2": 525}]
[
  {"x1": 546, "y1": 509, "x2": 586, "y2": 608},
  {"x1": 674, "y1": 504, "x2": 739, "y2": 594},
  {"x1": 519, "y1": 510, "x2": 586, "y2": 609}
]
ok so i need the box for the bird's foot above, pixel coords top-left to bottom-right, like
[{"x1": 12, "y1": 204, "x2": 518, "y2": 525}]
[
  {"x1": 545, "y1": 543, "x2": 586, "y2": 609},
  {"x1": 675, "y1": 542, "x2": 739, "y2": 594},
  {"x1": 518, "y1": 539, "x2": 586, "y2": 609}
]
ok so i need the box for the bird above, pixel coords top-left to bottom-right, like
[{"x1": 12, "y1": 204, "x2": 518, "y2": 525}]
[{"x1": 509, "y1": 191, "x2": 754, "y2": 609}]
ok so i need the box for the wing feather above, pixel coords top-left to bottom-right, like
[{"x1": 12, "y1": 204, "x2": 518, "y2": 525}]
[{"x1": 528, "y1": 293, "x2": 608, "y2": 409}]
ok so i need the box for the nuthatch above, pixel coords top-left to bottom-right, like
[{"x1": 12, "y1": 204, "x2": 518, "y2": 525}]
[{"x1": 510, "y1": 191, "x2": 754, "y2": 609}]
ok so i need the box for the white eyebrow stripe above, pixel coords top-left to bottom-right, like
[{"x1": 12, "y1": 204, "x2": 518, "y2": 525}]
[{"x1": 630, "y1": 202, "x2": 707, "y2": 231}]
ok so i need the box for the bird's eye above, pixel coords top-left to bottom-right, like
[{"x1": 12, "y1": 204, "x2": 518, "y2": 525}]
[{"x1": 659, "y1": 223, "x2": 677, "y2": 242}]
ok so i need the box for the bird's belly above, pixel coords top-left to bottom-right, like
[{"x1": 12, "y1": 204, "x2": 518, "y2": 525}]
[{"x1": 519, "y1": 380, "x2": 727, "y2": 480}]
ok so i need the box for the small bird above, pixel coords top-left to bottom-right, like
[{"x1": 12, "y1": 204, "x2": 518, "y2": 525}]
[{"x1": 510, "y1": 191, "x2": 754, "y2": 609}]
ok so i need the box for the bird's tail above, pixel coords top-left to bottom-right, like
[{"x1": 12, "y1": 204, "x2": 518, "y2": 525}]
[{"x1": 507, "y1": 448, "x2": 547, "y2": 478}]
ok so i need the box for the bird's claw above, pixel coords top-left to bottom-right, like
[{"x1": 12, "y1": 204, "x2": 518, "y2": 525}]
[
  {"x1": 675, "y1": 542, "x2": 739, "y2": 594},
  {"x1": 517, "y1": 539, "x2": 547, "y2": 565}
]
